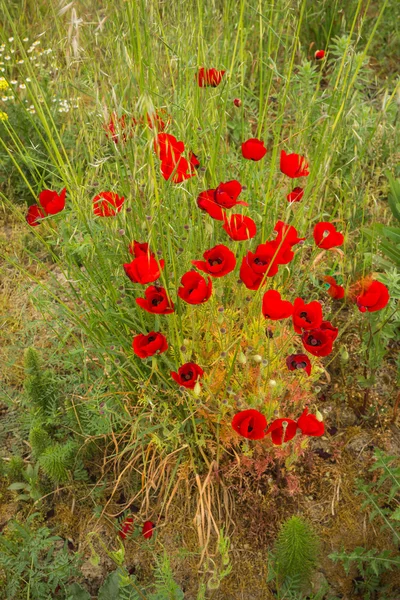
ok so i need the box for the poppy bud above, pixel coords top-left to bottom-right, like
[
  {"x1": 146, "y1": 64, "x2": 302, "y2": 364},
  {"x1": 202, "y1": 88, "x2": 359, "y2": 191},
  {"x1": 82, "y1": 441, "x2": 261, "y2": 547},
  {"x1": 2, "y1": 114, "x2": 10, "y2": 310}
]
[
  {"x1": 238, "y1": 352, "x2": 247, "y2": 364},
  {"x1": 252, "y1": 354, "x2": 262, "y2": 363},
  {"x1": 315, "y1": 409, "x2": 323, "y2": 422},
  {"x1": 340, "y1": 348, "x2": 349, "y2": 363},
  {"x1": 269, "y1": 379, "x2": 277, "y2": 387},
  {"x1": 193, "y1": 381, "x2": 202, "y2": 397},
  {"x1": 233, "y1": 98, "x2": 242, "y2": 107}
]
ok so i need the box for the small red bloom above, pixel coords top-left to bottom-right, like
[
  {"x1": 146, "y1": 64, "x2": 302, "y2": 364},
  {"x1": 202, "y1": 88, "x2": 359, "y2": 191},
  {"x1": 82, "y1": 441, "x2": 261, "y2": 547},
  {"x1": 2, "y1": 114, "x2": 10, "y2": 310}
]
[
  {"x1": 239, "y1": 242, "x2": 283, "y2": 290},
  {"x1": 128, "y1": 240, "x2": 154, "y2": 258},
  {"x1": 197, "y1": 189, "x2": 224, "y2": 221},
  {"x1": 223, "y1": 214, "x2": 257, "y2": 241},
  {"x1": 192, "y1": 244, "x2": 236, "y2": 278},
  {"x1": 301, "y1": 321, "x2": 338, "y2": 357},
  {"x1": 154, "y1": 133, "x2": 196, "y2": 183},
  {"x1": 178, "y1": 271, "x2": 212, "y2": 304},
  {"x1": 314, "y1": 50, "x2": 325, "y2": 60},
  {"x1": 93, "y1": 192, "x2": 124, "y2": 217},
  {"x1": 355, "y1": 280, "x2": 390, "y2": 313},
  {"x1": 105, "y1": 113, "x2": 130, "y2": 143},
  {"x1": 214, "y1": 180, "x2": 247, "y2": 209},
  {"x1": 119, "y1": 516, "x2": 134, "y2": 540},
  {"x1": 274, "y1": 221, "x2": 306, "y2": 249},
  {"x1": 26, "y1": 205, "x2": 45, "y2": 226},
  {"x1": 123, "y1": 255, "x2": 165, "y2": 285},
  {"x1": 241, "y1": 138, "x2": 267, "y2": 161},
  {"x1": 132, "y1": 331, "x2": 168, "y2": 359},
  {"x1": 292, "y1": 298, "x2": 323, "y2": 334},
  {"x1": 142, "y1": 520, "x2": 155, "y2": 539},
  {"x1": 324, "y1": 276, "x2": 345, "y2": 300},
  {"x1": 171, "y1": 362, "x2": 204, "y2": 389},
  {"x1": 196, "y1": 68, "x2": 226, "y2": 87},
  {"x1": 39, "y1": 188, "x2": 66, "y2": 215},
  {"x1": 232, "y1": 409, "x2": 267, "y2": 440},
  {"x1": 136, "y1": 286, "x2": 174, "y2": 314},
  {"x1": 297, "y1": 407, "x2": 324, "y2": 436},
  {"x1": 286, "y1": 354, "x2": 312, "y2": 376},
  {"x1": 262, "y1": 290, "x2": 293, "y2": 320},
  {"x1": 146, "y1": 110, "x2": 169, "y2": 131},
  {"x1": 189, "y1": 152, "x2": 200, "y2": 170},
  {"x1": 287, "y1": 187, "x2": 304, "y2": 203},
  {"x1": 280, "y1": 150, "x2": 309, "y2": 178},
  {"x1": 266, "y1": 418, "x2": 298, "y2": 445},
  {"x1": 233, "y1": 98, "x2": 242, "y2": 107},
  {"x1": 313, "y1": 222, "x2": 344, "y2": 249}
]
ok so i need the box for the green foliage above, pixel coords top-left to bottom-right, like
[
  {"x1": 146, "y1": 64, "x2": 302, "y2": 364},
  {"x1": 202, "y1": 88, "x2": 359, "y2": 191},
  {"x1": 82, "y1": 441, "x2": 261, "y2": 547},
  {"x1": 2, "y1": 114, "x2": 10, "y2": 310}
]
[
  {"x1": 330, "y1": 449, "x2": 400, "y2": 599},
  {"x1": 29, "y1": 424, "x2": 51, "y2": 458},
  {"x1": 38, "y1": 440, "x2": 77, "y2": 483},
  {"x1": 24, "y1": 347, "x2": 59, "y2": 420},
  {"x1": 0, "y1": 513, "x2": 82, "y2": 600},
  {"x1": 8, "y1": 462, "x2": 42, "y2": 501},
  {"x1": 4, "y1": 455, "x2": 25, "y2": 482},
  {"x1": 274, "y1": 516, "x2": 319, "y2": 592},
  {"x1": 149, "y1": 552, "x2": 184, "y2": 600},
  {"x1": 364, "y1": 174, "x2": 400, "y2": 267}
]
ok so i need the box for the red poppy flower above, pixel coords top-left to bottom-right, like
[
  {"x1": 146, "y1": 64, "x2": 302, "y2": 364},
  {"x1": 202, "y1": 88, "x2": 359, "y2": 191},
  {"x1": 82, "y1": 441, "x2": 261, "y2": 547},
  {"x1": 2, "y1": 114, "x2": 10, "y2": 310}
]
[
  {"x1": 196, "y1": 189, "x2": 224, "y2": 221},
  {"x1": 189, "y1": 152, "x2": 200, "y2": 170},
  {"x1": 266, "y1": 418, "x2": 298, "y2": 445},
  {"x1": 132, "y1": 331, "x2": 168, "y2": 359},
  {"x1": 178, "y1": 271, "x2": 212, "y2": 304},
  {"x1": 313, "y1": 222, "x2": 344, "y2": 249},
  {"x1": 214, "y1": 180, "x2": 247, "y2": 209},
  {"x1": 355, "y1": 280, "x2": 389, "y2": 313},
  {"x1": 154, "y1": 133, "x2": 185, "y2": 162},
  {"x1": 280, "y1": 150, "x2": 309, "y2": 178},
  {"x1": 39, "y1": 187, "x2": 66, "y2": 215},
  {"x1": 223, "y1": 214, "x2": 257, "y2": 241},
  {"x1": 146, "y1": 110, "x2": 169, "y2": 131},
  {"x1": 301, "y1": 321, "x2": 338, "y2": 357},
  {"x1": 239, "y1": 242, "x2": 284, "y2": 290},
  {"x1": 241, "y1": 138, "x2": 267, "y2": 161},
  {"x1": 26, "y1": 205, "x2": 46, "y2": 226},
  {"x1": 104, "y1": 113, "x2": 130, "y2": 143},
  {"x1": 128, "y1": 240, "x2": 154, "y2": 258},
  {"x1": 93, "y1": 192, "x2": 124, "y2": 217},
  {"x1": 262, "y1": 290, "x2": 293, "y2": 320},
  {"x1": 123, "y1": 255, "x2": 165, "y2": 285},
  {"x1": 136, "y1": 286, "x2": 174, "y2": 314},
  {"x1": 286, "y1": 354, "x2": 312, "y2": 376},
  {"x1": 314, "y1": 50, "x2": 325, "y2": 60},
  {"x1": 292, "y1": 298, "x2": 323, "y2": 333},
  {"x1": 274, "y1": 221, "x2": 306, "y2": 248},
  {"x1": 324, "y1": 276, "x2": 345, "y2": 300},
  {"x1": 196, "y1": 68, "x2": 226, "y2": 87},
  {"x1": 142, "y1": 520, "x2": 155, "y2": 539},
  {"x1": 154, "y1": 133, "x2": 196, "y2": 183},
  {"x1": 287, "y1": 187, "x2": 304, "y2": 203},
  {"x1": 192, "y1": 244, "x2": 236, "y2": 277},
  {"x1": 119, "y1": 516, "x2": 134, "y2": 540},
  {"x1": 233, "y1": 98, "x2": 242, "y2": 107},
  {"x1": 171, "y1": 362, "x2": 204, "y2": 389},
  {"x1": 297, "y1": 407, "x2": 324, "y2": 436},
  {"x1": 232, "y1": 409, "x2": 267, "y2": 440}
]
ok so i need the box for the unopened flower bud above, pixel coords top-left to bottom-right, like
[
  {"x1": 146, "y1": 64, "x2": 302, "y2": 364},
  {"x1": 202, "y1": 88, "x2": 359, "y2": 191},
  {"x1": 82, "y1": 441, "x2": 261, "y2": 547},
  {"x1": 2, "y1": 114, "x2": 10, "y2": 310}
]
[
  {"x1": 252, "y1": 355, "x2": 262, "y2": 363},
  {"x1": 193, "y1": 381, "x2": 202, "y2": 397},
  {"x1": 238, "y1": 352, "x2": 247, "y2": 365}
]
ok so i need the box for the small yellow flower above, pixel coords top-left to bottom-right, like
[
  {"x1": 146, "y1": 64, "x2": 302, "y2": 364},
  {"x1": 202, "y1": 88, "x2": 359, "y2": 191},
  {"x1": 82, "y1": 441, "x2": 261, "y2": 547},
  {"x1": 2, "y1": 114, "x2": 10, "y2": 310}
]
[
  {"x1": 0, "y1": 78, "x2": 9, "y2": 91},
  {"x1": 0, "y1": 111, "x2": 8, "y2": 121}
]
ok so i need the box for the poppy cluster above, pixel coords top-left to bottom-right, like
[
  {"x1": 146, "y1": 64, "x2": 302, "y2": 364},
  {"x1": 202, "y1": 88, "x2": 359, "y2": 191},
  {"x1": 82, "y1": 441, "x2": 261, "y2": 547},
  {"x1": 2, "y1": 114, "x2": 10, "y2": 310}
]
[
  {"x1": 26, "y1": 188, "x2": 66, "y2": 226},
  {"x1": 197, "y1": 180, "x2": 248, "y2": 221},
  {"x1": 232, "y1": 406, "x2": 324, "y2": 444},
  {"x1": 240, "y1": 221, "x2": 304, "y2": 289},
  {"x1": 154, "y1": 133, "x2": 199, "y2": 183}
]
